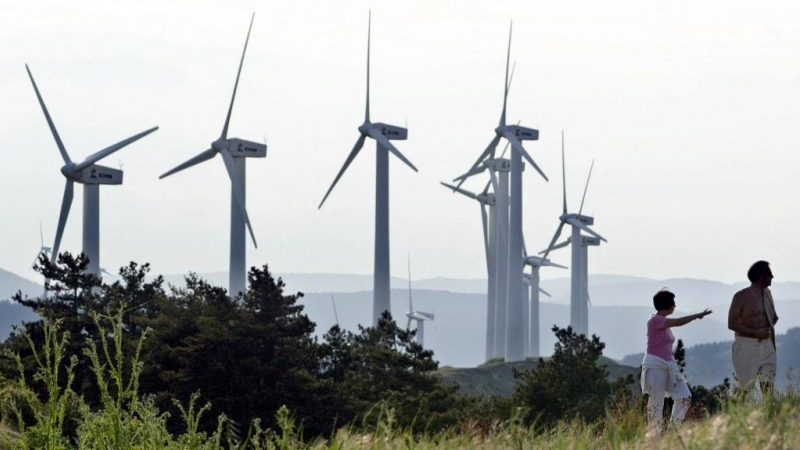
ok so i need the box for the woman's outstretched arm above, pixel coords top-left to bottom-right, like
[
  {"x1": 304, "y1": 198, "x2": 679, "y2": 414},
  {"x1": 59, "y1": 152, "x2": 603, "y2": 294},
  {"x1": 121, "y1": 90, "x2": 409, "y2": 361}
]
[{"x1": 664, "y1": 309, "x2": 712, "y2": 328}]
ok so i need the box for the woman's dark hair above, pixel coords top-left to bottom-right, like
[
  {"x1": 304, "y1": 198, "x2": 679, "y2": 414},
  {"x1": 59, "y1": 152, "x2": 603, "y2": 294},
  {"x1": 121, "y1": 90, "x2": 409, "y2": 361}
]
[
  {"x1": 653, "y1": 289, "x2": 675, "y2": 311},
  {"x1": 747, "y1": 260, "x2": 771, "y2": 283}
]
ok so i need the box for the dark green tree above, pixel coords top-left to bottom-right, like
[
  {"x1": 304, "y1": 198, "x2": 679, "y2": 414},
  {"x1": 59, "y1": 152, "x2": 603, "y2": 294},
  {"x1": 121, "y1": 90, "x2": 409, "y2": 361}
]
[
  {"x1": 137, "y1": 265, "x2": 322, "y2": 435},
  {"x1": 511, "y1": 325, "x2": 634, "y2": 429},
  {"x1": 317, "y1": 312, "x2": 464, "y2": 435}
]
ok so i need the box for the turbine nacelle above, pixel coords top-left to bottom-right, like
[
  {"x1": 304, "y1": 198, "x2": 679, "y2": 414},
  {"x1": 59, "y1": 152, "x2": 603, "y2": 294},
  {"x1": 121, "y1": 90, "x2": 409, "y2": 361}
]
[
  {"x1": 509, "y1": 124, "x2": 539, "y2": 141},
  {"x1": 580, "y1": 235, "x2": 602, "y2": 246},
  {"x1": 372, "y1": 122, "x2": 407, "y2": 140},
  {"x1": 495, "y1": 124, "x2": 539, "y2": 142},
  {"x1": 561, "y1": 213, "x2": 594, "y2": 226},
  {"x1": 79, "y1": 164, "x2": 123, "y2": 185},
  {"x1": 484, "y1": 158, "x2": 511, "y2": 172},
  {"x1": 229, "y1": 138, "x2": 267, "y2": 157},
  {"x1": 407, "y1": 311, "x2": 434, "y2": 321},
  {"x1": 524, "y1": 255, "x2": 567, "y2": 269}
]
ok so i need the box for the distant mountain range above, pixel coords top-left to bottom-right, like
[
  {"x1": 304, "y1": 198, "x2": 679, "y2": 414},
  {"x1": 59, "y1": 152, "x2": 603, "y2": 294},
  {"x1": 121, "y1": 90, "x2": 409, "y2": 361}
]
[{"x1": 3, "y1": 267, "x2": 800, "y2": 385}]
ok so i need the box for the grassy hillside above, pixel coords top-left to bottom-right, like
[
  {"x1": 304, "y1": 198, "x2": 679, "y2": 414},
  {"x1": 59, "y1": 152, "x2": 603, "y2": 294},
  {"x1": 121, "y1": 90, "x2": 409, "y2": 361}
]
[{"x1": 438, "y1": 356, "x2": 639, "y2": 397}]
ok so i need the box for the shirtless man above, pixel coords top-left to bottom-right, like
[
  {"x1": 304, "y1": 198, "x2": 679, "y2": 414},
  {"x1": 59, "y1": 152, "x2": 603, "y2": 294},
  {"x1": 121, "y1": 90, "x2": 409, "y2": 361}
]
[{"x1": 728, "y1": 260, "x2": 779, "y2": 394}]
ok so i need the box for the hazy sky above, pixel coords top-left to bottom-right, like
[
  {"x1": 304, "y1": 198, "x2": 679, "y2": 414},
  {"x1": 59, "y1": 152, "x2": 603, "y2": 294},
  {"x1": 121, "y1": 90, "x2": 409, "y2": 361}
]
[{"x1": 2, "y1": 1, "x2": 800, "y2": 286}]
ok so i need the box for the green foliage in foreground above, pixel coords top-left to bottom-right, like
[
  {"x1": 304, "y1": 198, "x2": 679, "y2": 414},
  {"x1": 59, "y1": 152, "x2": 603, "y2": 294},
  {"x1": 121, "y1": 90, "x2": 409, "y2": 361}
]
[
  {"x1": 3, "y1": 255, "x2": 465, "y2": 438},
  {"x1": 1, "y1": 304, "x2": 800, "y2": 448},
  {"x1": 1, "y1": 310, "x2": 799, "y2": 449}
]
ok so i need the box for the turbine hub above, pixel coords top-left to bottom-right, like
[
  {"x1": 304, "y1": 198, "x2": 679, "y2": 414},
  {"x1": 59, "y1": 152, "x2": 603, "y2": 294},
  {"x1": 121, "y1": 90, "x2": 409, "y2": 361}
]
[
  {"x1": 358, "y1": 122, "x2": 372, "y2": 135},
  {"x1": 60, "y1": 163, "x2": 79, "y2": 180},
  {"x1": 211, "y1": 139, "x2": 228, "y2": 152}
]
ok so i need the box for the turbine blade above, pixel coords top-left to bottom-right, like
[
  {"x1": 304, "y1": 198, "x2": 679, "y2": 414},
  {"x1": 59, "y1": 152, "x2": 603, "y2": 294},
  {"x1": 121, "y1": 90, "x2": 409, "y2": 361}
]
[
  {"x1": 365, "y1": 10, "x2": 371, "y2": 123},
  {"x1": 439, "y1": 182, "x2": 478, "y2": 199},
  {"x1": 579, "y1": 159, "x2": 595, "y2": 215},
  {"x1": 504, "y1": 131, "x2": 548, "y2": 181},
  {"x1": 522, "y1": 233, "x2": 527, "y2": 259},
  {"x1": 76, "y1": 127, "x2": 159, "y2": 171},
  {"x1": 507, "y1": 62, "x2": 516, "y2": 99},
  {"x1": 500, "y1": 22, "x2": 512, "y2": 127},
  {"x1": 160, "y1": 148, "x2": 217, "y2": 179},
  {"x1": 26, "y1": 64, "x2": 71, "y2": 164},
  {"x1": 488, "y1": 167, "x2": 500, "y2": 195},
  {"x1": 221, "y1": 13, "x2": 255, "y2": 140},
  {"x1": 547, "y1": 261, "x2": 568, "y2": 269},
  {"x1": 406, "y1": 316, "x2": 412, "y2": 330},
  {"x1": 562, "y1": 130, "x2": 567, "y2": 214},
  {"x1": 539, "y1": 287, "x2": 552, "y2": 298},
  {"x1": 534, "y1": 221, "x2": 565, "y2": 277},
  {"x1": 481, "y1": 203, "x2": 490, "y2": 273},
  {"x1": 407, "y1": 253, "x2": 413, "y2": 311},
  {"x1": 319, "y1": 134, "x2": 367, "y2": 208},
  {"x1": 452, "y1": 165, "x2": 488, "y2": 184},
  {"x1": 51, "y1": 180, "x2": 74, "y2": 263},
  {"x1": 331, "y1": 295, "x2": 340, "y2": 326},
  {"x1": 220, "y1": 149, "x2": 258, "y2": 248},
  {"x1": 367, "y1": 128, "x2": 417, "y2": 172},
  {"x1": 481, "y1": 178, "x2": 492, "y2": 195},
  {"x1": 39, "y1": 221, "x2": 44, "y2": 247},
  {"x1": 455, "y1": 135, "x2": 501, "y2": 188}
]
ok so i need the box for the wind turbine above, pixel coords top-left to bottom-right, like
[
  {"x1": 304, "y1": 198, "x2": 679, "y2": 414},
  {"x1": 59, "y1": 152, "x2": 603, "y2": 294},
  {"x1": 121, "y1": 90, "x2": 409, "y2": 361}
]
[
  {"x1": 26, "y1": 65, "x2": 158, "y2": 278},
  {"x1": 538, "y1": 133, "x2": 606, "y2": 336},
  {"x1": 159, "y1": 14, "x2": 267, "y2": 296},
  {"x1": 405, "y1": 256, "x2": 434, "y2": 346},
  {"x1": 319, "y1": 12, "x2": 417, "y2": 326},
  {"x1": 453, "y1": 24, "x2": 546, "y2": 362},
  {"x1": 439, "y1": 181, "x2": 497, "y2": 361},
  {"x1": 523, "y1": 255, "x2": 566, "y2": 357}
]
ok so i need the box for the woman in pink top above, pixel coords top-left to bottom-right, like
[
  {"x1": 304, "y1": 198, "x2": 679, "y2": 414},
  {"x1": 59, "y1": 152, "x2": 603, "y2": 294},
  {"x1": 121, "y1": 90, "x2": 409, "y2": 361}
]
[{"x1": 641, "y1": 289, "x2": 712, "y2": 436}]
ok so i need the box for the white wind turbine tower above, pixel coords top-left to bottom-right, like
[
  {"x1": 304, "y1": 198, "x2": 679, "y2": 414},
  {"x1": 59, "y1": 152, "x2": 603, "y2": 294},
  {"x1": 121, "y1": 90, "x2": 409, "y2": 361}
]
[
  {"x1": 439, "y1": 181, "x2": 497, "y2": 361},
  {"x1": 319, "y1": 12, "x2": 417, "y2": 326},
  {"x1": 32, "y1": 222, "x2": 52, "y2": 269},
  {"x1": 26, "y1": 65, "x2": 158, "y2": 279},
  {"x1": 523, "y1": 255, "x2": 566, "y2": 357},
  {"x1": 405, "y1": 256, "x2": 434, "y2": 346},
  {"x1": 454, "y1": 24, "x2": 546, "y2": 362},
  {"x1": 538, "y1": 133, "x2": 606, "y2": 336},
  {"x1": 160, "y1": 14, "x2": 267, "y2": 296}
]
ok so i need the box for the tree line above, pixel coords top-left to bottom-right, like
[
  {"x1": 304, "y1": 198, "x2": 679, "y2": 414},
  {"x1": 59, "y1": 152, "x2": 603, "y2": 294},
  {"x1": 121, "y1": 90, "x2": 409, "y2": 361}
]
[{"x1": 0, "y1": 252, "x2": 658, "y2": 443}]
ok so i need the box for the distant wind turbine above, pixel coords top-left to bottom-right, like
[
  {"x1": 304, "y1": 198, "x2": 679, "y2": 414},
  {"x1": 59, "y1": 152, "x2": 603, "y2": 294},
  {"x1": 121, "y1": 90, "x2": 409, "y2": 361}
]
[
  {"x1": 319, "y1": 11, "x2": 417, "y2": 326},
  {"x1": 538, "y1": 133, "x2": 605, "y2": 336},
  {"x1": 405, "y1": 255, "x2": 434, "y2": 346},
  {"x1": 159, "y1": 14, "x2": 267, "y2": 296},
  {"x1": 32, "y1": 221, "x2": 52, "y2": 269}
]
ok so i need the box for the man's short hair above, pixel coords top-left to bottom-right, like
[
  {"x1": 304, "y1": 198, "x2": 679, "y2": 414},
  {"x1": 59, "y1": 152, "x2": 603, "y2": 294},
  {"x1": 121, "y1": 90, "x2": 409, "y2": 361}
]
[
  {"x1": 747, "y1": 260, "x2": 771, "y2": 283},
  {"x1": 653, "y1": 289, "x2": 675, "y2": 311}
]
